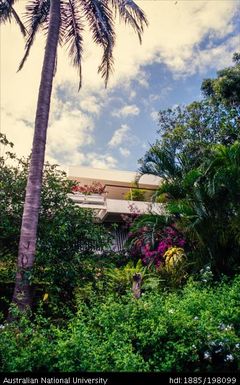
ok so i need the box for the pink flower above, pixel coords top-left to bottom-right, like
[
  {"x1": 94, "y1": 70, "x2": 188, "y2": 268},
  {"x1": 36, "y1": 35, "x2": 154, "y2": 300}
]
[
  {"x1": 178, "y1": 239, "x2": 185, "y2": 247},
  {"x1": 157, "y1": 241, "x2": 168, "y2": 254}
]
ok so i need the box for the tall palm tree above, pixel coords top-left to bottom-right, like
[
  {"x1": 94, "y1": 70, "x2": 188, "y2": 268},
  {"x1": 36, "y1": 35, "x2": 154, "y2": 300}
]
[{"x1": 1, "y1": 0, "x2": 148, "y2": 311}]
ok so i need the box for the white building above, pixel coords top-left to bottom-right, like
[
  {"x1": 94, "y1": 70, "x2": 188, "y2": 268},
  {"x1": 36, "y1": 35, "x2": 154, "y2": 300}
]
[
  {"x1": 68, "y1": 166, "x2": 164, "y2": 223},
  {"x1": 68, "y1": 166, "x2": 164, "y2": 251}
]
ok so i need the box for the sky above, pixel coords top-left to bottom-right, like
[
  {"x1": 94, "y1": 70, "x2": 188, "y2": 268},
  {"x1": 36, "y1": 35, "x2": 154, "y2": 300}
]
[{"x1": 1, "y1": 0, "x2": 240, "y2": 172}]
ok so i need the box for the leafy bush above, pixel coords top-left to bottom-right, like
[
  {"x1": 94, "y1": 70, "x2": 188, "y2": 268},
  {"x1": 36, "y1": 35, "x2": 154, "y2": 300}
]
[
  {"x1": 1, "y1": 275, "x2": 240, "y2": 372},
  {"x1": 124, "y1": 188, "x2": 147, "y2": 202},
  {"x1": 104, "y1": 259, "x2": 161, "y2": 295},
  {"x1": 137, "y1": 57, "x2": 240, "y2": 277},
  {"x1": 165, "y1": 142, "x2": 240, "y2": 276},
  {"x1": 0, "y1": 134, "x2": 112, "y2": 312},
  {"x1": 127, "y1": 214, "x2": 186, "y2": 268},
  {"x1": 71, "y1": 181, "x2": 105, "y2": 194}
]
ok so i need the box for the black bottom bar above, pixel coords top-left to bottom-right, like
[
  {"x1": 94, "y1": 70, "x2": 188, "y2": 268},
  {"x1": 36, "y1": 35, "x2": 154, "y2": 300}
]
[{"x1": 0, "y1": 372, "x2": 239, "y2": 385}]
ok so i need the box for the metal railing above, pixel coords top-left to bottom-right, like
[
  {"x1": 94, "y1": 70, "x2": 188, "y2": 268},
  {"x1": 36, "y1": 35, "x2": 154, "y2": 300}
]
[{"x1": 68, "y1": 193, "x2": 106, "y2": 206}]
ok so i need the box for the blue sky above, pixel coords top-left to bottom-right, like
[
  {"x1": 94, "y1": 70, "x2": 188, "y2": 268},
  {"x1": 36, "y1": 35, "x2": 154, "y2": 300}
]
[{"x1": 1, "y1": 0, "x2": 240, "y2": 171}]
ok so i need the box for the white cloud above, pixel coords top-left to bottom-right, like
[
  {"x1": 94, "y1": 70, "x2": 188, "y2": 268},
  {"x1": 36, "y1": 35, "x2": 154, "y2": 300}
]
[
  {"x1": 187, "y1": 35, "x2": 240, "y2": 76},
  {"x1": 150, "y1": 110, "x2": 159, "y2": 122},
  {"x1": 150, "y1": 87, "x2": 173, "y2": 102},
  {"x1": 119, "y1": 147, "x2": 130, "y2": 157},
  {"x1": 129, "y1": 90, "x2": 137, "y2": 100},
  {"x1": 4, "y1": 0, "x2": 238, "y2": 98},
  {"x1": 45, "y1": 151, "x2": 118, "y2": 170},
  {"x1": 108, "y1": 124, "x2": 130, "y2": 147},
  {"x1": 84, "y1": 153, "x2": 118, "y2": 169},
  {"x1": 45, "y1": 101, "x2": 96, "y2": 167},
  {"x1": 1, "y1": 0, "x2": 239, "y2": 167},
  {"x1": 110, "y1": 0, "x2": 239, "y2": 84},
  {"x1": 79, "y1": 95, "x2": 103, "y2": 115},
  {"x1": 112, "y1": 104, "x2": 140, "y2": 118},
  {"x1": 136, "y1": 70, "x2": 150, "y2": 88},
  {"x1": 1, "y1": 109, "x2": 33, "y2": 159},
  {"x1": 149, "y1": 94, "x2": 161, "y2": 103}
]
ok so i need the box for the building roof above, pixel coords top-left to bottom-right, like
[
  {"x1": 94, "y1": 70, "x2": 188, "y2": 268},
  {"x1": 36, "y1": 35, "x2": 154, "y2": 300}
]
[{"x1": 68, "y1": 166, "x2": 161, "y2": 189}]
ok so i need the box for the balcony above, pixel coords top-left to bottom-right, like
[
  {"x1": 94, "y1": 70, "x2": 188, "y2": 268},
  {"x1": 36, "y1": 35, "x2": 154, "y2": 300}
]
[
  {"x1": 68, "y1": 193, "x2": 165, "y2": 223},
  {"x1": 70, "y1": 193, "x2": 106, "y2": 209}
]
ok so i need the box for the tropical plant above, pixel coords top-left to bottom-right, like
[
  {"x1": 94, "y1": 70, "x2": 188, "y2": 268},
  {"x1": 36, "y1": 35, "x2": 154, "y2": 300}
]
[
  {"x1": 139, "y1": 145, "x2": 184, "y2": 181},
  {"x1": 124, "y1": 188, "x2": 147, "y2": 202},
  {"x1": 105, "y1": 259, "x2": 160, "y2": 295},
  {"x1": 71, "y1": 181, "x2": 105, "y2": 195},
  {"x1": 201, "y1": 52, "x2": 240, "y2": 107},
  {"x1": 127, "y1": 213, "x2": 186, "y2": 268},
  {"x1": 139, "y1": 55, "x2": 240, "y2": 179},
  {"x1": 124, "y1": 181, "x2": 147, "y2": 201},
  {"x1": 1, "y1": 275, "x2": 240, "y2": 372},
  {"x1": 0, "y1": 134, "x2": 111, "y2": 313},
  {"x1": 165, "y1": 142, "x2": 240, "y2": 276},
  {"x1": 1, "y1": 0, "x2": 148, "y2": 311},
  {"x1": 0, "y1": 0, "x2": 26, "y2": 35},
  {"x1": 138, "y1": 58, "x2": 240, "y2": 277},
  {"x1": 163, "y1": 246, "x2": 186, "y2": 272}
]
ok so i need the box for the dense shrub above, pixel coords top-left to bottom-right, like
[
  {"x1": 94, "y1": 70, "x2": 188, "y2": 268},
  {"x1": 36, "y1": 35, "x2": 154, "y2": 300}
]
[
  {"x1": 0, "y1": 134, "x2": 112, "y2": 312},
  {"x1": 137, "y1": 57, "x2": 240, "y2": 277},
  {"x1": 127, "y1": 214, "x2": 186, "y2": 267},
  {"x1": 1, "y1": 275, "x2": 239, "y2": 372}
]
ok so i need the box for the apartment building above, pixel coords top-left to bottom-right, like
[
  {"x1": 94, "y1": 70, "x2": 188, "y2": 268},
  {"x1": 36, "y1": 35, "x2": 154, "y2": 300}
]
[{"x1": 68, "y1": 166, "x2": 164, "y2": 251}]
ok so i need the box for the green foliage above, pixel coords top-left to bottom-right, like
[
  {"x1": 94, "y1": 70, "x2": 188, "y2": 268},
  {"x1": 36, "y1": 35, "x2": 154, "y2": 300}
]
[
  {"x1": 138, "y1": 58, "x2": 240, "y2": 277},
  {"x1": 165, "y1": 142, "x2": 240, "y2": 276},
  {"x1": 201, "y1": 52, "x2": 240, "y2": 106},
  {"x1": 1, "y1": 276, "x2": 240, "y2": 372},
  {"x1": 139, "y1": 145, "x2": 184, "y2": 180},
  {"x1": 0, "y1": 134, "x2": 112, "y2": 309},
  {"x1": 124, "y1": 188, "x2": 147, "y2": 202},
  {"x1": 0, "y1": 248, "x2": 16, "y2": 283},
  {"x1": 139, "y1": 56, "x2": 240, "y2": 179},
  {"x1": 0, "y1": 308, "x2": 59, "y2": 372},
  {"x1": 1, "y1": 58, "x2": 240, "y2": 373},
  {"x1": 0, "y1": 134, "x2": 28, "y2": 254},
  {"x1": 73, "y1": 256, "x2": 161, "y2": 303},
  {"x1": 105, "y1": 259, "x2": 161, "y2": 294},
  {"x1": 124, "y1": 181, "x2": 148, "y2": 202},
  {"x1": 34, "y1": 204, "x2": 111, "y2": 298},
  {"x1": 127, "y1": 213, "x2": 187, "y2": 279},
  {"x1": 72, "y1": 251, "x2": 129, "y2": 303}
]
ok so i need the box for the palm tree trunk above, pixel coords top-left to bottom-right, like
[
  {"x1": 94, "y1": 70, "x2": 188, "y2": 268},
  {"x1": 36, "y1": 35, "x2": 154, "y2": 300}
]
[{"x1": 12, "y1": 0, "x2": 61, "y2": 312}]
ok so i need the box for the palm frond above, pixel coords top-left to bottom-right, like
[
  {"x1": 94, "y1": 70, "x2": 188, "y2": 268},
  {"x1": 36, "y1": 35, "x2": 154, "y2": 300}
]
[
  {"x1": 0, "y1": 0, "x2": 26, "y2": 36},
  {"x1": 112, "y1": 0, "x2": 148, "y2": 43},
  {"x1": 203, "y1": 141, "x2": 240, "y2": 197},
  {"x1": 139, "y1": 143, "x2": 182, "y2": 181},
  {"x1": 80, "y1": 0, "x2": 115, "y2": 87},
  {"x1": 0, "y1": 0, "x2": 13, "y2": 23},
  {"x1": 61, "y1": 0, "x2": 84, "y2": 90},
  {"x1": 130, "y1": 213, "x2": 169, "y2": 234},
  {"x1": 11, "y1": 5, "x2": 27, "y2": 35},
  {"x1": 18, "y1": 0, "x2": 50, "y2": 71}
]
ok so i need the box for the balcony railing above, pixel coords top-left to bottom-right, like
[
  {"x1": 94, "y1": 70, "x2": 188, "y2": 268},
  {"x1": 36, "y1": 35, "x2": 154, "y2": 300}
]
[
  {"x1": 69, "y1": 193, "x2": 106, "y2": 208},
  {"x1": 69, "y1": 192, "x2": 166, "y2": 223}
]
